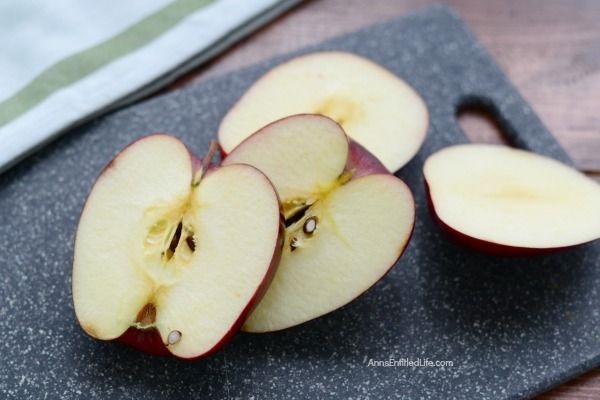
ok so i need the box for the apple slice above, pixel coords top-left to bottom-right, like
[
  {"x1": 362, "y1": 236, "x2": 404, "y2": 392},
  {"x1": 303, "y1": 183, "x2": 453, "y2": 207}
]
[
  {"x1": 424, "y1": 144, "x2": 600, "y2": 255},
  {"x1": 72, "y1": 135, "x2": 283, "y2": 359},
  {"x1": 218, "y1": 51, "x2": 428, "y2": 172},
  {"x1": 223, "y1": 114, "x2": 415, "y2": 332}
]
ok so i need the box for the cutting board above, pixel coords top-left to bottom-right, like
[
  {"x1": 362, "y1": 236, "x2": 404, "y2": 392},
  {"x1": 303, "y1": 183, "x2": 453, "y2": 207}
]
[{"x1": 1, "y1": 5, "x2": 599, "y2": 399}]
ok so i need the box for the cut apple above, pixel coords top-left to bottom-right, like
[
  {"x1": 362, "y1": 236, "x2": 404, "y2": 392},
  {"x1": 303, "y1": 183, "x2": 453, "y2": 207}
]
[
  {"x1": 218, "y1": 51, "x2": 428, "y2": 172},
  {"x1": 72, "y1": 134, "x2": 283, "y2": 358},
  {"x1": 424, "y1": 144, "x2": 600, "y2": 255},
  {"x1": 223, "y1": 114, "x2": 415, "y2": 332}
]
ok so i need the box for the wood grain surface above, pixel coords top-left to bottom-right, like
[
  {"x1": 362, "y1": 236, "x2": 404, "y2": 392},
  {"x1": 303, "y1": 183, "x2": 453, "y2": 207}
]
[{"x1": 167, "y1": 1, "x2": 600, "y2": 398}]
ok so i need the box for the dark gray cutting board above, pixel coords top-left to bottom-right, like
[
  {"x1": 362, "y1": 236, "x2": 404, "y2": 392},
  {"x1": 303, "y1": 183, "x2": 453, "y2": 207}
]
[{"x1": 1, "y1": 5, "x2": 599, "y2": 399}]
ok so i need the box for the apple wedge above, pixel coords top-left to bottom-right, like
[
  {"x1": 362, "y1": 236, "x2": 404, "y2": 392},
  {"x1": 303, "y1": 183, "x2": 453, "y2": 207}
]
[
  {"x1": 72, "y1": 134, "x2": 283, "y2": 359},
  {"x1": 223, "y1": 114, "x2": 415, "y2": 332},
  {"x1": 218, "y1": 51, "x2": 428, "y2": 172},
  {"x1": 424, "y1": 144, "x2": 600, "y2": 255}
]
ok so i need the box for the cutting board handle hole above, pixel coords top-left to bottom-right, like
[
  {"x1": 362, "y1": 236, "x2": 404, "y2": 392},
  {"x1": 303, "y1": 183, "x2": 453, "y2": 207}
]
[{"x1": 456, "y1": 95, "x2": 514, "y2": 147}]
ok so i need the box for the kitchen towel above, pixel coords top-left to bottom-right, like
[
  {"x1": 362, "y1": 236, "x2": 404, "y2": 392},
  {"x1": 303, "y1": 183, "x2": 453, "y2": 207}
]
[{"x1": 0, "y1": 0, "x2": 299, "y2": 173}]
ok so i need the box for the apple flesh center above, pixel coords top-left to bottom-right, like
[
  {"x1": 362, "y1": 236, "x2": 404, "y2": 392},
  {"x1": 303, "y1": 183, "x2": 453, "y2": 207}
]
[
  {"x1": 133, "y1": 185, "x2": 203, "y2": 341},
  {"x1": 314, "y1": 95, "x2": 363, "y2": 129},
  {"x1": 132, "y1": 149, "x2": 214, "y2": 338},
  {"x1": 283, "y1": 170, "x2": 352, "y2": 253}
]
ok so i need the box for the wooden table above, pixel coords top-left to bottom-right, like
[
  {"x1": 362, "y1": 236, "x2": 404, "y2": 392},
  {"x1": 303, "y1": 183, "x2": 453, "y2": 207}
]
[{"x1": 171, "y1": 1, "x2": 600, "y2": 398}]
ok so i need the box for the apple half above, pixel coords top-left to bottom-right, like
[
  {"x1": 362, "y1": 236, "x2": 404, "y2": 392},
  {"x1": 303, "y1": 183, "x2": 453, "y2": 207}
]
[
  {"x1": 218, "y1": 51, "x2": 428, "y2": 172},
  {"x1": 72, "y1": 134, "x2": 283, "y2": 359},
  {"x1": 223, "y1": 114, "x2": 415, "y2": 332},
  {"x1": 424, "y1": 144, "x2": 600, "y2": 255}
]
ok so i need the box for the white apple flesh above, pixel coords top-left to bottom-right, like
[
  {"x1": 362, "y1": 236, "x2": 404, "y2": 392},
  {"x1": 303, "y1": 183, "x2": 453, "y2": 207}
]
[
  {"x1": 72, "y1": 134, "x2": 283, "y2": 358},
  {"x1": 218, "y1": 51, "x2": 428, "y2": 172},
  {"x1": 424, "y1": 144, "x2": 600, "y2": 255},
  {"x1": 223, "y1": 114, "x2": 415, "y2": 332}
]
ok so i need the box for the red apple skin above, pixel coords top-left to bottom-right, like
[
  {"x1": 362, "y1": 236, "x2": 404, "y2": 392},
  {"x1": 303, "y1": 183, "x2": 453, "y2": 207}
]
[
  {"x1": 219, "y1": 147, "x2": 228, "y2": 161},
  {"x1": 423, "y1": 180, "x2": 573, "y2": 257},
  {"x1": 346, "y1": 139, "x2": 388, "y2": 178},
  {"x1": 74, "y1": 134, "x2": 284, "y2": 360},
  {"x1": 117, "y1": 327, "x2": 172, "y2": 357}
]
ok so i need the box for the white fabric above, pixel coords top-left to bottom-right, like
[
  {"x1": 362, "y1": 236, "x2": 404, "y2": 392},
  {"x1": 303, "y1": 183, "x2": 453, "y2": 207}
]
[
  {"x1": 0, "y1": 0, "x2": 298, "y2": 173},
  {"x1": 1, "y1": 0, "x2": 172, "y2": 98}
]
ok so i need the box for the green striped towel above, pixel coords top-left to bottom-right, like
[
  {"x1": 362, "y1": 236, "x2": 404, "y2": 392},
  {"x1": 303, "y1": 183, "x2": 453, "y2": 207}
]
[{"x1": 0, "y1": 0, "x2": 300, "y2": 173}]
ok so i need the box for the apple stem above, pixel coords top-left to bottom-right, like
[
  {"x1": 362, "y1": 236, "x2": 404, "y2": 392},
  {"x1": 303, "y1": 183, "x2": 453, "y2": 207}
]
[{"x1": 193, "y1": 140, "x2": 220, "y2": 186}]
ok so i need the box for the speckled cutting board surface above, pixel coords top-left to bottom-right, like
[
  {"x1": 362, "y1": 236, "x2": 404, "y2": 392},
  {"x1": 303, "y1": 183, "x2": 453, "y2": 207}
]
[{"x1": 1, "y1": 5, "x2": 599, "y2": 400}]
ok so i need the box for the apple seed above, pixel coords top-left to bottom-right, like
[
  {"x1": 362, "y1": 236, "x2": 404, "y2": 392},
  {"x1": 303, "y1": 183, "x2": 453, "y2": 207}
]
[
  {"x1": 135, "y1": 303, "x2": 156, "y2": 327},
  {"x1": 167, "y1": 330, "x2": 182, "y2": 345},
  {"x1": 290, "y1": 237, "x2": 299, "y2": 251},
  {"x1": 303, "y1": 216, "x2": 318, "y2": 235},
  {"x1": 165, "y1": 221, "x2": 183, "y2": 261},
  {"x1": 185, "y1": 235, "x2": 196, "y2": 252}
]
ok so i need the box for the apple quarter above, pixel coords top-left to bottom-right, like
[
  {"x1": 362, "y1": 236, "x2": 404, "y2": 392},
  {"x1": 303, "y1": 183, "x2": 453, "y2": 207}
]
[
  {"x1": 424, "y1": 144, "x2": 600, "y2": 254},
  {"x1": 224, "y1": 114, "x2": 415, "y2": 332},
  {"x1": 218, "y1": 51, "x2": 428, "y2": 172},
  {"x1": 72, "y1": 134, "x2": 283, "y2": 358}
]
